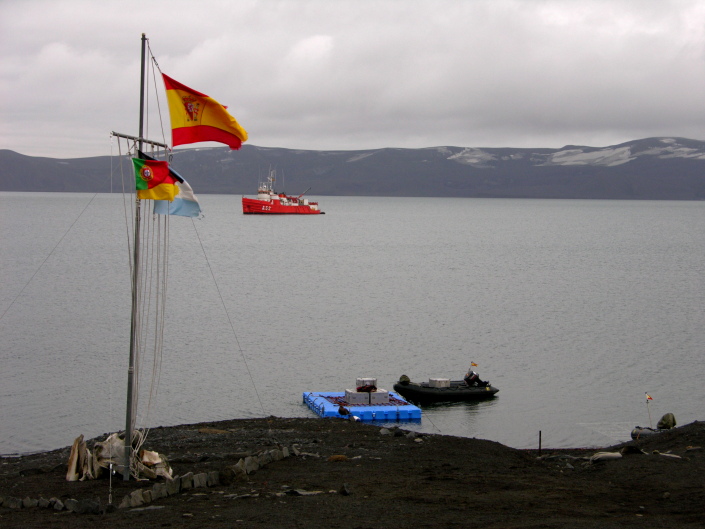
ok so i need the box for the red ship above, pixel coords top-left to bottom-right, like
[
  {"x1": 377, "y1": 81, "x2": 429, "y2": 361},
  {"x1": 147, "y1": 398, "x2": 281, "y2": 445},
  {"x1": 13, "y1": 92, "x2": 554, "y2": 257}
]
[{"x1": 242, "y1": 170, "x2": 324, "y2": 214}]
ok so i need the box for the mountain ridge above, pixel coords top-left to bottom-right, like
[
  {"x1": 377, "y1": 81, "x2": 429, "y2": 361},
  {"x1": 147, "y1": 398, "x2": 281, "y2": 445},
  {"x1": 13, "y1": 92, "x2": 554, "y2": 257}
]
[{"x1": 1, "y1": 136, "x2": 704, "y2": 199}]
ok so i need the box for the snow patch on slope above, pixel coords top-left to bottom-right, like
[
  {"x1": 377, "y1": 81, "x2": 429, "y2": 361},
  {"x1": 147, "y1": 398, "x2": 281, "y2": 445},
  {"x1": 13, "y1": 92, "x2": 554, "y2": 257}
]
[
  {"x1": 434, "y1": 147, "x2": 454, "y2": 155},
  {"x1": 638, "y1": 138, "x2": 705, "y2": 160},
  {"x1": 448, "y1": 148, "x2": 497, "y2": 166},
  {"x1": 347, "y1": 152, "x2": 376, "y2": 162},
  {"x1": 546, "y1": 147, "x2": 634, "y2": 166},
  {"x1": 658, "y1": 148, "x2": 705, "y2": 159}
]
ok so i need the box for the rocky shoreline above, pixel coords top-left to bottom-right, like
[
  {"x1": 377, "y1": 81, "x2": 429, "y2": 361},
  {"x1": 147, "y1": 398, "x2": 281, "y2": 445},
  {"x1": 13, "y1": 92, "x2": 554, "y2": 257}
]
[{"x1": 1, "y1": 417, "x2": 704, "y2": 528}]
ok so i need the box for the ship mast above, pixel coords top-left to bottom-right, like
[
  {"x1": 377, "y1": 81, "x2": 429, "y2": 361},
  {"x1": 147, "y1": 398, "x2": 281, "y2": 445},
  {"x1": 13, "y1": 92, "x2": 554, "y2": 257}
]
[
  {"x1": 111, "y1": 35, "x2": 170, "y2": 481},
  {"x1": 121, "y1": 32, "x2": 148, "y2": 481}
]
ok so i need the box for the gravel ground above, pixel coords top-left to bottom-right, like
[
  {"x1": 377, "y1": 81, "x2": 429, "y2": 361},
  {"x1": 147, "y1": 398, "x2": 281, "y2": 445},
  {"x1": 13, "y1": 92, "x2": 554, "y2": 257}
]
[{"x1": 1, "y1": 417, "x2": 704, "y2": 528}]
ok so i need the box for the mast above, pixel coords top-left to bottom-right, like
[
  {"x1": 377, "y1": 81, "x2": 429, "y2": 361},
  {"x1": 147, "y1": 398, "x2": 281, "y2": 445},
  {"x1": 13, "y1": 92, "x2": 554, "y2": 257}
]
[{"x1": 123, "y1": 32, "x2": 148, "y2": 481}]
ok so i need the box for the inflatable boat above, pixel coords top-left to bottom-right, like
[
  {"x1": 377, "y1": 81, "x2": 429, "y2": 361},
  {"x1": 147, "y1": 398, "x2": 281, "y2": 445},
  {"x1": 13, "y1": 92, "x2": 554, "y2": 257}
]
[
  {"x1": 630, "y1": 426, "x2": 663, "y2": 439},
  {"x1": 392, "y1": 377, "x2": 499, "y2": 404},
  {"x1": 631, "y1": 413, "x2": 677, "y2": 440}
]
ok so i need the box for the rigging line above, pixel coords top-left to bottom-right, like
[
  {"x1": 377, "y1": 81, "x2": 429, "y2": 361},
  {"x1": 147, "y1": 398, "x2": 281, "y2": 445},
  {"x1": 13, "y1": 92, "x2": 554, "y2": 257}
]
[
  {"x1": 116, "y1": 136, "x2": 153, "y2": 461},
  {"x1": 118, "y1": 137, "x2": 142, "y2": 434},
  {"x1": 147, "y1": 49, "x2": 169, "y2": 150},
  {"x1": 144, "y1": 212, "x2": 168, "y2": 433},
  {"x1": 135, "y1": 214, "x2": 149, "y2": 427},
  {"x1": 132, "y1": 211, "x2": 169, "y2": 451},
  {"x1": 117, "y1": 137, "x2": 135, "y2": 280},
  {"x1": 154, "y1": 218, "x2": 168, "y2": 427},
  {"x1": 136, "y1": 207, "x2": 168, "y2": 440},
  {"x1": 143, "y1": 46, "x2": 151, "y2": 151},
  {"x1": 152, "y1": 214, "x2": 168, "y2": 405},
  {"x1": 106, "y1": 136, "x2": 121, "y2": 494},
  {"x1": 116, "y1": 135, "x2": 140, "y2": 439},
  {"x1": 109, "y1": 133, "x2": 114, "y2": 194},
  {"x1": 0, "y1": 194, "x2": 99, "y2": 323},
  {"x1": 422, "y1": 411, "x2": 442, "y2": 434},
  {"x1": 136, "y1": 204, "x2": 159, "y2": 426},
  {"x1": 132, "y1": 202, "x2": 149, "y2": 431},
  {"x1": 190, "y1": 218, "x2": 268, "y2": 417}
]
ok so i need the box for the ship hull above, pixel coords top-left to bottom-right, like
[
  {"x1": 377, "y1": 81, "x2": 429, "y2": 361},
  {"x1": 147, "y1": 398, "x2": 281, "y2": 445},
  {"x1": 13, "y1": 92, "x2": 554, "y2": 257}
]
[{"x1": 242, "y1": 196, "x2": 323, "y2": 214}]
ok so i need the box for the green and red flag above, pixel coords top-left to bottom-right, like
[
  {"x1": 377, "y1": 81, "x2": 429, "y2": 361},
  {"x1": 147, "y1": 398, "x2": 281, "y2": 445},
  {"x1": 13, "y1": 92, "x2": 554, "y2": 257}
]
[{"x1": 133, "y1": 158, "x2": 178, "y2": 201}]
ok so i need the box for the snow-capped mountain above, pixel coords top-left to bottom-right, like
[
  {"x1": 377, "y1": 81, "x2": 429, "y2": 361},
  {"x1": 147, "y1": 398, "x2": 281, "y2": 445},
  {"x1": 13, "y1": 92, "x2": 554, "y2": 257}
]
[{"x1": 2, "y1": 137, "x2": 704, "y2": 199}]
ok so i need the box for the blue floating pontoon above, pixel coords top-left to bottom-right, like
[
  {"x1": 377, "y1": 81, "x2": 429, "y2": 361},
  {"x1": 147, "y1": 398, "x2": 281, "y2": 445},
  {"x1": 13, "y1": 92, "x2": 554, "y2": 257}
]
[{"x1": 303, "y1": 391, "x2": 422, "y2": 422}]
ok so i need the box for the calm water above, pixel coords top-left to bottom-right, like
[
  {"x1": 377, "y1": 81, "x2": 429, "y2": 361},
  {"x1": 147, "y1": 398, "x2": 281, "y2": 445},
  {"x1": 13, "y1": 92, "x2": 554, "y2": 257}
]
[{"x1": 1, "y1": 192, "x2": 704, "y2": 455}]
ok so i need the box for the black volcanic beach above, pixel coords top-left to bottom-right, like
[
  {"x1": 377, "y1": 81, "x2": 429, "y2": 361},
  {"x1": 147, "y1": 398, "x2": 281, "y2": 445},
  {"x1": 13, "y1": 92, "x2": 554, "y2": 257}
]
[{"x1": 1, "y1": 417, "x2": 704, "y2": 528}]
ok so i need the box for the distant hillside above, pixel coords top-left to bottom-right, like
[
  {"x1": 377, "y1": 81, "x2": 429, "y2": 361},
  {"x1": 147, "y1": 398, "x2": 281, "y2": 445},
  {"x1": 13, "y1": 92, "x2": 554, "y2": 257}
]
[{"x1": 1, "y1": 137, "x2": 704, "y2": 199}]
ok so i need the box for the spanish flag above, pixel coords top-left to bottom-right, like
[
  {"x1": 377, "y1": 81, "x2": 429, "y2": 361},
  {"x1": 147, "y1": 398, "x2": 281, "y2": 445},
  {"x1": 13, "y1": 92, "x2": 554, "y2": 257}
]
[
  {"x1": 133, "y1": 158, "x2": 178, "y2": 201},
  {"x1": 645, "y1": 393, "x2": 653, "y2": 401},
  {"x1": 471, "y1": 362, "x2": 478, "y2": 367},
  {"x1": 162, "y1": 74, "x2": 248, "y2": 150}
]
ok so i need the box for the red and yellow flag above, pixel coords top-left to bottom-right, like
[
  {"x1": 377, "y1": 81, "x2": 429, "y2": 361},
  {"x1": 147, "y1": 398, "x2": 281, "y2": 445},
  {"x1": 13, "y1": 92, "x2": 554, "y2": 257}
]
[
  {"x1": 162, "y1": 74, "x2": 248, "y2": 150},
  {"x1": 133, "y1": 158, "x2": 178, "y2": 201},
  {"x1": 645, "y1": 393, "x2": 653, "y2": 401}
]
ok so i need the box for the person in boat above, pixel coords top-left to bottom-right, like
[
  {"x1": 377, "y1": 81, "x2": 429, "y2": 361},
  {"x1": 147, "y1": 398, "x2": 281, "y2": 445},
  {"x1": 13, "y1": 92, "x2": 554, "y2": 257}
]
[{"x1": 464, "y1": 368, "x2": 489, "y2": 387}]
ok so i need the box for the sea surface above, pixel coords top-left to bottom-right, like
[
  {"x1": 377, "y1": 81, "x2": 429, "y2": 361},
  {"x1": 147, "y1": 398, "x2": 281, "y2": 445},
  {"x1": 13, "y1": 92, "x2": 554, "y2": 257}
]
[{"x1": 1, "y1": 192, "x2": 704, "y2": 455}]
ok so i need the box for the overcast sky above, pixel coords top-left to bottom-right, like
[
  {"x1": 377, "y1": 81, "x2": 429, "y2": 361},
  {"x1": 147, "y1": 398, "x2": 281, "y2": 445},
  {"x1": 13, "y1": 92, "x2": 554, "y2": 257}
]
[{"x1": 1, "y1": 0, "x2": 704, "y2": 158}]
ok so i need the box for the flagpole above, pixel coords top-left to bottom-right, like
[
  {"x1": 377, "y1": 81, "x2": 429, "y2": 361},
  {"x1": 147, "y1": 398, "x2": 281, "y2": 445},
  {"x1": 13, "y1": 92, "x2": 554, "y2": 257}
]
[
  {"x1": 645, "y1": 393, "x2": 653, "y2": 428},
  {"x1": 124, "y1": 32, "x2": 147, "y2": 481}
]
